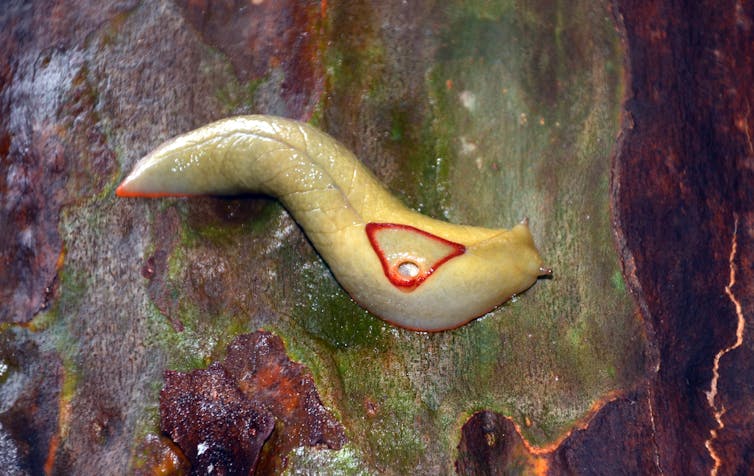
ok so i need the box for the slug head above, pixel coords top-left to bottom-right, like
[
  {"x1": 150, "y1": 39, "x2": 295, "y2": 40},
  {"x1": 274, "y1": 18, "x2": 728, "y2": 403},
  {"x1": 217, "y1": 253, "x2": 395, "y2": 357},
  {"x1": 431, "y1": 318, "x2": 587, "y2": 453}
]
[
  {"x1": 471, "y1": 223, "x2": 548, "y2": 279},
  {"x1": 426, "y1": 222, "x2": 548, "y2": 317}
]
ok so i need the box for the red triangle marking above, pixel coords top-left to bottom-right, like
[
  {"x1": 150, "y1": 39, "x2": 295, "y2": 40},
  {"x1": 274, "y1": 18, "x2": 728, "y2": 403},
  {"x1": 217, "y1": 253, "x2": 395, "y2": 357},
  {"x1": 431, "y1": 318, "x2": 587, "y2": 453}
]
[{"x1": 365, "y1": 222, "x2": 466, "y2": 290}]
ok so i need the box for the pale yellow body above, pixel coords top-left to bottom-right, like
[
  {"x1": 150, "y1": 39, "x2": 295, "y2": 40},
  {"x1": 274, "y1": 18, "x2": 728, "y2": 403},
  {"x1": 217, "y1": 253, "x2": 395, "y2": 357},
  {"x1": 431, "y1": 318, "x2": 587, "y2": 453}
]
[{"x1": 118, "y1": 115, "x2": 548, "y2": 331}]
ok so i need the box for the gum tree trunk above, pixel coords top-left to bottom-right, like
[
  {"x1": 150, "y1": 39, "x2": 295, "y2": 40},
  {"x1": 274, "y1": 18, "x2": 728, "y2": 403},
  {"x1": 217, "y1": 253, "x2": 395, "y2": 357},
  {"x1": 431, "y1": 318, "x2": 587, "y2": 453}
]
[{"x1": 1, "y1": 0, "x2": 751, "y2": 474}]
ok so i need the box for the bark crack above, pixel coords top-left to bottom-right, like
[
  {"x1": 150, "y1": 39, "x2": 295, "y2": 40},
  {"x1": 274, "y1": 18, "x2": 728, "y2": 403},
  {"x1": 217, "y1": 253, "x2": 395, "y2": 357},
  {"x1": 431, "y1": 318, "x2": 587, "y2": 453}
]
[
  {"x1": 646, "y1": 387, "x2": 664, "y2": 474},
  {"x1": 704, "y1": 214, "x2": 743, "y2": 476}
]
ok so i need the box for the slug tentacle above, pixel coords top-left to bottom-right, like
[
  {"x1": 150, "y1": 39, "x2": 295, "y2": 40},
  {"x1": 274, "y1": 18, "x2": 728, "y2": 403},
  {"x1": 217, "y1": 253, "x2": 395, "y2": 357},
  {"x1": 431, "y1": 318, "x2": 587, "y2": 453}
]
[{"x1": 118, "y1": 115, "x2": 548, "y2": 331}]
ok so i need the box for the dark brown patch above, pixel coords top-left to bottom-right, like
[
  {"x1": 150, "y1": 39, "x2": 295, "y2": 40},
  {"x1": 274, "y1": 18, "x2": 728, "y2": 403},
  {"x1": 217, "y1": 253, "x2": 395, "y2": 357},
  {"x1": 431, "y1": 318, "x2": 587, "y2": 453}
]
[
  {"x1": 363, "y1": 396, "x2": 379, "y2": 419},
  {"x1": 173, "y1": 0, "x2": 324, "y2": 119},
  {"x1": 455, "y1": 411, "x2": 537, "y2": 475},
  {"x1": 84, "y1": 394, "x2": 123, "y2": 447},
  {"x1": 160, "y1": 330, "x2": 346, "y2": 474},
  {"x1": 456, "y1": 394, "x2": 661, "y2": 475},
  {"x1": 550, "y1": 391, "x2": 661, "y2": 474},
  {"x1": 141, "y1": 255, "x2": 156, "y2": 280},
  {"x1": 161, "y1": 364, "x2": 276, "y2": 474}
]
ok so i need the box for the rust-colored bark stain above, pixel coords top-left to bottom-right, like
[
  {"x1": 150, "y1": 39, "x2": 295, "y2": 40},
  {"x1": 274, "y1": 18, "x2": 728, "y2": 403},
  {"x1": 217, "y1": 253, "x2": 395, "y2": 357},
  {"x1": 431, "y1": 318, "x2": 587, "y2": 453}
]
[
  {"x1": 173, "y1": 0, "x2": 324, "y2": 120},
  {"x1": 132, "y1": 434, "x2": 191, "y2": 476},
  {"x1": 159, "y1": 331, "x2": 346, "y2": 474},
  {"x1": 0, "y1": 0, "x2": 136, "y2": 323}
]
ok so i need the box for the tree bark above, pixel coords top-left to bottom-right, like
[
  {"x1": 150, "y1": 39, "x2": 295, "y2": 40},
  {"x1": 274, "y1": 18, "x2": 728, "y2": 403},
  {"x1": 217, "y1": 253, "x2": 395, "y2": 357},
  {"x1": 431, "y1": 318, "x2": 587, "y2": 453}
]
[{"x1": 1, "y1": 0, "x2": 751, "y2": 474}]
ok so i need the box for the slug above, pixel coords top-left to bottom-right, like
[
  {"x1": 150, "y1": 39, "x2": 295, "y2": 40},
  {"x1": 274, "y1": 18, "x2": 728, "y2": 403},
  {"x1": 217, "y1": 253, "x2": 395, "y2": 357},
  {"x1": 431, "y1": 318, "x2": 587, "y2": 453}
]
[{"x1": 117, "y1": 115, "x2": 550, "y2": 331}]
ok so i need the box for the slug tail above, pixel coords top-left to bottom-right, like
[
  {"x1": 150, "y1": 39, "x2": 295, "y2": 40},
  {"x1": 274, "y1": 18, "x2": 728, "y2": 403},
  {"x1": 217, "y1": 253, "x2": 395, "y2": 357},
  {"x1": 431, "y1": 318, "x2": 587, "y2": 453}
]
[{"x1": 115, "y1": 180, "x2": 199, "y2": 199}]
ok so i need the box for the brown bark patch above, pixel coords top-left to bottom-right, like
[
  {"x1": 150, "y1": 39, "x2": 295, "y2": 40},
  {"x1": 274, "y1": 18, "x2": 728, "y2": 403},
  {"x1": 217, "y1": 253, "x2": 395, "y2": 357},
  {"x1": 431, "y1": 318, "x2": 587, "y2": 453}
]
[
  {"x1": 161, "y1": 364, "x2": 275, "y2": 474},
  {"x1": 174, "y1": 0, "x2": 324, "y2": 119},
  {"x1": 160, "y1": 330, "x2": 346, "y2": 474},
  {"x1": 456, "y1": 411, "x2": 540, "y2": 475}
]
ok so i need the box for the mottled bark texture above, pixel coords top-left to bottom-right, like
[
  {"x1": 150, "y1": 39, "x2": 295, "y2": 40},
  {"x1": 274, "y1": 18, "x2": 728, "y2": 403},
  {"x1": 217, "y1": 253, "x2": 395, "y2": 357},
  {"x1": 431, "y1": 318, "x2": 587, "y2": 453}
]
[{"x1": 1, "y1": 0, "x2": 752, "y2": 474}]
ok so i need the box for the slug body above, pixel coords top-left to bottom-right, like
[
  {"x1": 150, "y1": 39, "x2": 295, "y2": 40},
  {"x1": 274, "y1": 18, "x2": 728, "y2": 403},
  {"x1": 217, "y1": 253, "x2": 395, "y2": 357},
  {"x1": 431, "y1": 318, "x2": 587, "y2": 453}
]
[{"x1": 118, "y1": 115, "x2": 549, "y2": 331}]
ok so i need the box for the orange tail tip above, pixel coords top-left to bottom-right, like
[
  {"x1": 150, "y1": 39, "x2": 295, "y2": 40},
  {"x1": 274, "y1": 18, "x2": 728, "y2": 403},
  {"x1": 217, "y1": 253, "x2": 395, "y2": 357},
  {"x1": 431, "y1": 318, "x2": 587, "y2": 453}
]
[
  {"x1": 115, "y1": 182, "x2": 195, "y2": 199},
  {"x1": 115, "y1": 182, "x2": 131, "y2": 197}
]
